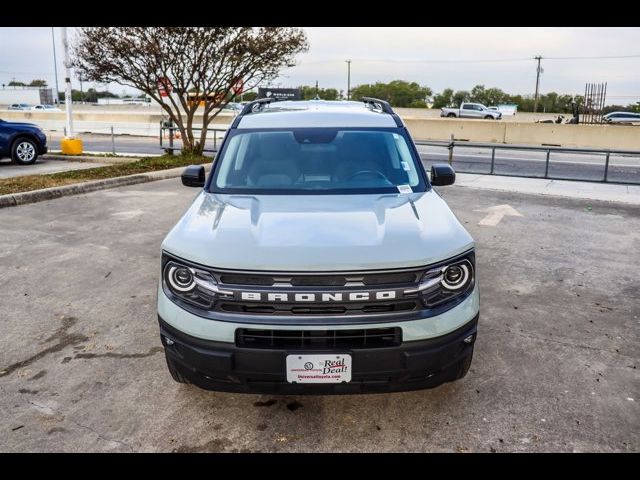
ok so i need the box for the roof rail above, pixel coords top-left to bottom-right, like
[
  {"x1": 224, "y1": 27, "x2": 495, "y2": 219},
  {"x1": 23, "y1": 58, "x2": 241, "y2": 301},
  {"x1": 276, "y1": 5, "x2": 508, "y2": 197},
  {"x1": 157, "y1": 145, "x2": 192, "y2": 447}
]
[
  {"x1": 361, "y1": 97, "x2": 394, "y2": 114},
  {"x1": 231, "y1": 98, "x2": 274, "y2": 128},
  {"x1": 238, "y1": 98, "x2": 274, "y2": 116}
]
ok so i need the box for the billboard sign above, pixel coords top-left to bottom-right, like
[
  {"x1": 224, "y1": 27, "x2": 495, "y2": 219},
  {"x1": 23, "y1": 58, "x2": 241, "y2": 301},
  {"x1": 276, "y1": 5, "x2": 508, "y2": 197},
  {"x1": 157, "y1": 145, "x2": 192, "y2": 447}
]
[{"x1": 258, "y1": 87, "x2": 301, "y2": 101}]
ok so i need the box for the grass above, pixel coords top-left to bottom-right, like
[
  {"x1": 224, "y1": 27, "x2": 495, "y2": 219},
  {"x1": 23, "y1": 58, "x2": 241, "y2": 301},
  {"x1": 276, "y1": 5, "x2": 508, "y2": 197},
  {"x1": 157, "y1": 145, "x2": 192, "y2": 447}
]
[{"x1": 0, "y1": 154, "x2": 211, "y2": 196}]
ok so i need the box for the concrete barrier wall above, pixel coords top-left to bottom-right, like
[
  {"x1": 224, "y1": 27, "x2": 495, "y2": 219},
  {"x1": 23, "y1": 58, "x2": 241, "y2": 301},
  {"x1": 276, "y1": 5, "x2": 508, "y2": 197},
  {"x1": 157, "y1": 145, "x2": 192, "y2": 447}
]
[
  {"x1": 3, "y1": 110, "x2": 639, "y2": 149},
  {"x1": 403, "y1": 117, "x2": 640, "y2": 150},
  {"x1": 1, "y1": 110, "x2": 233, "y2": 137}
]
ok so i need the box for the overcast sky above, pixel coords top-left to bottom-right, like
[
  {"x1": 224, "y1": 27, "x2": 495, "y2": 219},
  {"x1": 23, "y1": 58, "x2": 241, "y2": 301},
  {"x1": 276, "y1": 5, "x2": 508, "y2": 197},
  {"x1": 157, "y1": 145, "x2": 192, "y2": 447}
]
[{"x1": 1, "y1": 27, "x2": 638, "y2": 105}]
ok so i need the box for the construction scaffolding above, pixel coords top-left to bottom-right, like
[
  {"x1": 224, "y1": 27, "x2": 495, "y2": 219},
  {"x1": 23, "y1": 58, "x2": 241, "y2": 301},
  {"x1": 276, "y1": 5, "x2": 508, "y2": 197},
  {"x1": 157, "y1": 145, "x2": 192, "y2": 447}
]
[{"x1": 582, "y1": 82, "x2": 607, "y2": 124}]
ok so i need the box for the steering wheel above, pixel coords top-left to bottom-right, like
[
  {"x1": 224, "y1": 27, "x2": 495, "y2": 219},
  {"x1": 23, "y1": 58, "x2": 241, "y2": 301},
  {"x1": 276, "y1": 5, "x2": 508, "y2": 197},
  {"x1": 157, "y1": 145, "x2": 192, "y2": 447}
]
[{"x1": 347, "y1": 170, "x2": 390, "y2": 182}]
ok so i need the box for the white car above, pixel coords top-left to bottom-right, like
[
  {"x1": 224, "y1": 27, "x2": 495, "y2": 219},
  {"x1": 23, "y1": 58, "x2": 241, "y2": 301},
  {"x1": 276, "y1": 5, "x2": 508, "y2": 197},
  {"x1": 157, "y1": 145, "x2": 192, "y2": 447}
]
[
  {"x1": 157, "y1": 98, "x2": 479, "y2": 394},
  {"x1": 603, "y1": 112, "x2": 640, "y2": 125},
  {"x1": 32, "y1": 104, "x2": 61, "y2": 111},
  {"x1": 8, "y1": 103, "x2": 31, "y2": 111}
]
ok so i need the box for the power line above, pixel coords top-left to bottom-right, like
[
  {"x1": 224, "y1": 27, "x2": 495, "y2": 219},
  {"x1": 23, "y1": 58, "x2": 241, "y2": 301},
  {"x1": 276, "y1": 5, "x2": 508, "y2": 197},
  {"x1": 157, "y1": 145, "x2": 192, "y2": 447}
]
[
  {"x1": 298, "y1": 54, "x2": 640, "y2": 66},
  {"x1": 544, "y1": 54, "x2": 640, "y2": 60}
]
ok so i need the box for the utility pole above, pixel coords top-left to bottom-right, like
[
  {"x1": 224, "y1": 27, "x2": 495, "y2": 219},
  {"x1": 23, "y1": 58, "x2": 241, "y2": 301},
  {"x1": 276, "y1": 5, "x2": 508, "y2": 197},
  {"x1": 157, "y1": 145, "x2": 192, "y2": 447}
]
[
  {"x1": 346, "y1": 59, "x2": 351, "y2": 100},
  {"x1": 61, "y1": 27, "x2": 74, "y2": 137},
  {"x1": 51, "y1": 27, "x2": 61, "y2": 105},
  {"x1": 315, "y1": 80, "x2": 319, "y2": 99},
  {"x1": 533, "y1": 55, "x2": 542, "y2": 113}
]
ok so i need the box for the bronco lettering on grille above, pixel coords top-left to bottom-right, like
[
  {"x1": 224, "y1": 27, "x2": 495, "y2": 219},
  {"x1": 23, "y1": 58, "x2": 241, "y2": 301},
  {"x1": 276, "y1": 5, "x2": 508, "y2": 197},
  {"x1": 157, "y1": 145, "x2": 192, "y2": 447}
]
[{"x1": 239, "y1": 290, "x2": 399, "y2": 302}]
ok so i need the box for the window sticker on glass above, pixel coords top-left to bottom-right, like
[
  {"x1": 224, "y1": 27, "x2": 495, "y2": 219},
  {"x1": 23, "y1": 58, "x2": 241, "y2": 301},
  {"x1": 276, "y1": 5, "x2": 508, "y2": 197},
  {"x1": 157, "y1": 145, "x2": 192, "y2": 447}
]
[
  {"x1": 401, "y1": 161, "x2": 411, "y2": 171},
  {"x1": 397, "y1": 184, "x2": 413, "y2": 194}
]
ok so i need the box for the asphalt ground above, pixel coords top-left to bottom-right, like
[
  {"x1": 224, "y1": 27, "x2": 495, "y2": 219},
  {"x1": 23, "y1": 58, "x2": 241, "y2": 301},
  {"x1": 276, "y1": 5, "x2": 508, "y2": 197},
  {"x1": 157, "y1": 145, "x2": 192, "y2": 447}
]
[
  {"x1": 0, "y1": 157, "x2": 109, "y2": 179},
  {"x1": 0, "y1": 178, "x2": 638, "y2": 452}
]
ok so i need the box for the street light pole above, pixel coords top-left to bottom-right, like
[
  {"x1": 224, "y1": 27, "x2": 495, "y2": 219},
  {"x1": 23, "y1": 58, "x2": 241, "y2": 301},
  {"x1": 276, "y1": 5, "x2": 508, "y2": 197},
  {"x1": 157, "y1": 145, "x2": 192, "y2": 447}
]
[
  {"x1": 51, "y1": 27, "x2": 61, "y2": 105},
  {"x1": 346, "y1": 59, "x2": 351, "y2": 100},
  {"x1": 61, "y1": 27, "x2": 74, "y2": 137}
]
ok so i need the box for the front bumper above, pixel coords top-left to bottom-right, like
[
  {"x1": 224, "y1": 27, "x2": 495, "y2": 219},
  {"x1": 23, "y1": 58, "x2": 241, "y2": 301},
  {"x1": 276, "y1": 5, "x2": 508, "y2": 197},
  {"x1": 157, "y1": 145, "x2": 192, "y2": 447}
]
[{"x1": 159, "y1": 313, "x2": 478, "y2": 394}]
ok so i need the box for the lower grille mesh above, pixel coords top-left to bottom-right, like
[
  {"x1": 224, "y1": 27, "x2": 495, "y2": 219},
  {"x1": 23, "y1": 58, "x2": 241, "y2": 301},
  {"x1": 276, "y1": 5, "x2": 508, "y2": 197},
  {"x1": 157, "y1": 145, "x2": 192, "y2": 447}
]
[{"x1": 236, "y1": 327, "x2": 402, "y2": 349}]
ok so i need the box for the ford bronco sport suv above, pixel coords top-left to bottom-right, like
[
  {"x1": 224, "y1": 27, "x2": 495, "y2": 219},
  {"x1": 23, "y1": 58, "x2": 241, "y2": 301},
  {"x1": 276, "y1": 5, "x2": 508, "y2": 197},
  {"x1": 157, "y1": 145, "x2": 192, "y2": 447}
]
[{"x1": 158, "y1": 98, "x2": 478, "y2": 394}]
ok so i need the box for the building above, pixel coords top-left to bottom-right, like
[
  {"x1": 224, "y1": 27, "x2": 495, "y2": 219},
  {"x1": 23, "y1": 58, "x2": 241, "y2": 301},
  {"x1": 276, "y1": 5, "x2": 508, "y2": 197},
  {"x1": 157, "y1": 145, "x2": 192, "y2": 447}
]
[{"x1": 0, "y1": 86, "x2": 54, "y2": 106}]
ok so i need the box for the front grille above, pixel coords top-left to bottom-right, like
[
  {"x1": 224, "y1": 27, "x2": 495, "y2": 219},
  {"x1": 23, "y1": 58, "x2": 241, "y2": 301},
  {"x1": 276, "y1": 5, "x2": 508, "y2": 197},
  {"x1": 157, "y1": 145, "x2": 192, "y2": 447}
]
[
  {"x1": 219, "y1": 300, "x2": 419, "y2": 316},
  {"x1": 217, "y1": 271, "x2": 420, "y2": 287},
  {"x1": 236, "y1": 327, "x2": 402, "y2": 349}
]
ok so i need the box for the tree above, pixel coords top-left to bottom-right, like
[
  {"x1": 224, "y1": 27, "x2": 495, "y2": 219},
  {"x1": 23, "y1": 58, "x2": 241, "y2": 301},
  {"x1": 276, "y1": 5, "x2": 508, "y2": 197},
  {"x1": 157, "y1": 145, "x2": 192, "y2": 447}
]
[
  {"x1": 433, "y1": 88, "x2": 454, "y2": 109},
  {"x1": 8, "y1": 80, "x2": 26, "y2": 87},
  {"x1": 239, "y1": 91, "x2": 258, "y2": 102},
  {"x1": 452, "y1": 90, "x2": 470, "y2": 107},
  {"x1": 73, "y1": 27, "x2": 308, "y2": 155},
  {"x1": 29, "y1": 79, "x2": 48, "y2": 87},
  {"x1": 299, "y1": 85, "x2": 341, "y2": 100},
  {"x1": 349, "y1": 80, "x2": 432, "y2": 108}
]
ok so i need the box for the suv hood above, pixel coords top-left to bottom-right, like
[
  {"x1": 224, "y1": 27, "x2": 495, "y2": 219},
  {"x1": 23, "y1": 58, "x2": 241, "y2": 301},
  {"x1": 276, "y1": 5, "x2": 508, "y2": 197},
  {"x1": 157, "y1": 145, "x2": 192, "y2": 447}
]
[{"x1": 162, "y1": 190, "x2": 474, "y2": 271}]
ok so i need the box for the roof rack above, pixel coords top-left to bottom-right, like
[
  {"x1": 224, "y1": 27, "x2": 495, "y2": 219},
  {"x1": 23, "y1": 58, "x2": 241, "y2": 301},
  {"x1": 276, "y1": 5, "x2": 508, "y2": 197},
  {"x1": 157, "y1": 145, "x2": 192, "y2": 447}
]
[
  {"x1": 361, "y1": 97, "x2": 395, "y2": 114},
  {"x1": 238, "y1": 98, "x2": 274, "y2": 116}
]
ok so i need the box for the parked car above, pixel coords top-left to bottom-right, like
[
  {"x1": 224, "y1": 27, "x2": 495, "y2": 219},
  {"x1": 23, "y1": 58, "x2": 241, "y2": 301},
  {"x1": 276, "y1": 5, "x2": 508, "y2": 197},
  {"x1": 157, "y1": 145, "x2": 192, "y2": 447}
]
[
  {"x1": 0, "y1": 119, "x2": 48, "y2": 164},
  {"x1": 7, "y1": 103, "x2": 32, "y2": 111},
  {"x1": 440, "y1": 102, "x2": 502, "y2": 120},
  {"x1": 32, "y1": 104, "x2": 61, "y2": 111},
  {"x1": 158, "y1": 98, "x2": 478, "y2": 394},
  {"x1": 603, "y1": 111, "x2": 640, "y2": 125}
]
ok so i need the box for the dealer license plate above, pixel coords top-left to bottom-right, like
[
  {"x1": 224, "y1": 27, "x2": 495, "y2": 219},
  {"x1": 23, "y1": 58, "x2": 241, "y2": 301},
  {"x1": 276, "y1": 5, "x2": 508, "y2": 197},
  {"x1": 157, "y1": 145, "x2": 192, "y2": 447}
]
[{"x1": 286, "y1": 354, "x2": 352, "y2": 384}]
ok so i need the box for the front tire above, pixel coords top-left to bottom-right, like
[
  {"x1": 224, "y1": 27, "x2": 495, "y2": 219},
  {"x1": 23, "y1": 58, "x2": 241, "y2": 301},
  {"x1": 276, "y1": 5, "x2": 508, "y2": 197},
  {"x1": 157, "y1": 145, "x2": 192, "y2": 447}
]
[
  {"x1": 447, "y1": 113, "x2": 456, "y2": 118},
  {"x1": 484, "y1": 115, "x2": 495, "y2": 120},
  {"x1": 11, "y1": 138, "x2": 39, "y2": 165}
]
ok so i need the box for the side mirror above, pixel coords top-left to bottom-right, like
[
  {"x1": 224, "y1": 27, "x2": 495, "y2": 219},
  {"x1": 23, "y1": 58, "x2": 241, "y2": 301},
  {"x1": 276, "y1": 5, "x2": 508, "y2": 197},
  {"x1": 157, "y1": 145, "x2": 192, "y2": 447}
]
[
  {"x1": 430, "y1": 164, "x2": 456, "y2": 186},
  {"x1": 181, "y1": 165, "x2": 205, "y2": 187}
]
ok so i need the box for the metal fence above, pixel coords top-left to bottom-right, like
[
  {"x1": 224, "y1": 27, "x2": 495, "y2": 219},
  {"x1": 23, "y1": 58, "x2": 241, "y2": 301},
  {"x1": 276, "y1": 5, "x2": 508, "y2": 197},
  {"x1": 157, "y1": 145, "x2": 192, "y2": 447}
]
[
  {"x1": 159, "y1": 123, "x2": 227, "y2": 153},
  {"x1": 415, "y1": 140, "x2": 640, "y2": 185}
]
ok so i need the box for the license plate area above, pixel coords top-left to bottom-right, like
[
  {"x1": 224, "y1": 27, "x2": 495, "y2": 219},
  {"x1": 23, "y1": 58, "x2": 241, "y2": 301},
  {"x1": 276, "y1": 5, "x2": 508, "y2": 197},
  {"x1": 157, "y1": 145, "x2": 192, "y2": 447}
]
[{"x1": 286, "y1": 354, "x2": 352, "y2": 383}]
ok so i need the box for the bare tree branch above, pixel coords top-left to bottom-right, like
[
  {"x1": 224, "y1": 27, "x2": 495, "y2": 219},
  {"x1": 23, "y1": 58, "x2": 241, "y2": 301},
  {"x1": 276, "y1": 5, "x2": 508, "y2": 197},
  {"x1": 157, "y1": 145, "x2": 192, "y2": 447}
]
[{"x1": 72, "y1": 27, "x2": 308, "y2": 155}]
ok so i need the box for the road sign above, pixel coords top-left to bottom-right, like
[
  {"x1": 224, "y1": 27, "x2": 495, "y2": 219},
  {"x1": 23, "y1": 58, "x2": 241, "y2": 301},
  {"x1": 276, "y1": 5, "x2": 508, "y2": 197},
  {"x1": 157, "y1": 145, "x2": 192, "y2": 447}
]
[
  {"x1": 231, "y1": 78, "x2": 244, "y2": 95},
  {"x1": 157, "y1": 78, "x2": 172, "y2": 97}
]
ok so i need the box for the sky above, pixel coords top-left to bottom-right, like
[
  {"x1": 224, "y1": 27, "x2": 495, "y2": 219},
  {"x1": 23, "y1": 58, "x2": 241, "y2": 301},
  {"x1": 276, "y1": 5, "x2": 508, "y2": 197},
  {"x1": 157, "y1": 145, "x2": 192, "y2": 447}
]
[{"x1": 1, "y1": 27, "x2": 639, "y2": 105}]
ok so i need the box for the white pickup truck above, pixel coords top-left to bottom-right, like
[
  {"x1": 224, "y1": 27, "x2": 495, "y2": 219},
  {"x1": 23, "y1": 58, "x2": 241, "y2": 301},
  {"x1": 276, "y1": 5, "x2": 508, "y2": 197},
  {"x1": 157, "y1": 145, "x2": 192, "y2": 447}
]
[{"x1": 440, "y1": 102, "x2": 502, "y2": 120}]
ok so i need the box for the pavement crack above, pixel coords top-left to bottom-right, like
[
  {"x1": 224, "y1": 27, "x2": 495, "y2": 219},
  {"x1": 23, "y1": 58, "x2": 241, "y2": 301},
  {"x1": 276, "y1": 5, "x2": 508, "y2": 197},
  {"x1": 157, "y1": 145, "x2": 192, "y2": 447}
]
[
  {"x1": 73, "y1": 346, "x2": 163, "y2": 361},
  {"x1": 67, "y1": 418, "x2": 135, "y2": 452},
  {"x1": 504, "y1": 328, "x2": 627, "y2": 355},
  {"x1": 0, "y1": 316, "x2": 88, "y2": 378}
]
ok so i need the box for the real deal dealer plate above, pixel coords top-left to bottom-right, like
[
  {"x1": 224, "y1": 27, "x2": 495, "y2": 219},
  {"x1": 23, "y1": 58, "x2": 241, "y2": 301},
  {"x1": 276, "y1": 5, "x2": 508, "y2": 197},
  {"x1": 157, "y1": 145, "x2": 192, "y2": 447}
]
[{"x1": 286, "y1": 354, "x2": 352, "y2": 383}]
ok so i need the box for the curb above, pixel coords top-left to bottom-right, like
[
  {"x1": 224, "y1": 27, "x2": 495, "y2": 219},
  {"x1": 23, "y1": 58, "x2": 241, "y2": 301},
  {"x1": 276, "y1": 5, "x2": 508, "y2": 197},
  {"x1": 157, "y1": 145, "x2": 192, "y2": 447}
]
[
  {"x1": 0, "y1": 164, "x2": 211, "y2": 209},
  {"x1": 43, "y1": 153, "x2": 144, "y2": 165}
]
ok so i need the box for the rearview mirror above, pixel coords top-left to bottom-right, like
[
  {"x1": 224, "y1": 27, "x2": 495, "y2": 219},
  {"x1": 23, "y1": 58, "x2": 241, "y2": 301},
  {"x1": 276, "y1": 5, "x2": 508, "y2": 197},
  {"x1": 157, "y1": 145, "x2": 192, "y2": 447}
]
[
  {"x1": 181, "y1": 165, "x2": 205, "y2": 187},
  {"x1": 430, "y1": 164, "x2": 456, "y2": 186}
]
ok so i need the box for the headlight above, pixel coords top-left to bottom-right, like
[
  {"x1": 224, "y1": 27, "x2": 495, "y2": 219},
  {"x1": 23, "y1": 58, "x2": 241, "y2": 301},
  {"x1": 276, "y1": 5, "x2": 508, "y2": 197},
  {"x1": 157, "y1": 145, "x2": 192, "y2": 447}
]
[
  {"x1": 411, "y1": 254, "x2": 475, "y2": 308},
  {"x1": 162, "y1": 259, "x2": 232, "y2": 308}
]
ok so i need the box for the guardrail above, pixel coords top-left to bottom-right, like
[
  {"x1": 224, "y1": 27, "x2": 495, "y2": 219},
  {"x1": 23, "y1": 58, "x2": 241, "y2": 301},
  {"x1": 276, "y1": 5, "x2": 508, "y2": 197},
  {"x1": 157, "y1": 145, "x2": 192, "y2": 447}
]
[
  {"x1": 415, "y1": 140, "x2": 640, "y2": 185},
  {"x1": 159, "y1": 123, "x2": 227, "y2": 153}
]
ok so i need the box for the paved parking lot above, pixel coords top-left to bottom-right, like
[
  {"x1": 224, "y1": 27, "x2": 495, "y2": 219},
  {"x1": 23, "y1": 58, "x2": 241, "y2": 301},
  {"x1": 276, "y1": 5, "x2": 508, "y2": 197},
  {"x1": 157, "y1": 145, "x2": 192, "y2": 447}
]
[
  {"x1": 0, "y1": 158, "x2": 108, "y2": 179},
  {"x1": 0, "y1": 178, "x2": 638, "y2": 452}
]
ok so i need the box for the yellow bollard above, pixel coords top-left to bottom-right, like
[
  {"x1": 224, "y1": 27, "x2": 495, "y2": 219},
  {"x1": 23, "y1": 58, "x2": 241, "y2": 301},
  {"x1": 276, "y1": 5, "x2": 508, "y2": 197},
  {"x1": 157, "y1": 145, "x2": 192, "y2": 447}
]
[{"x1": 60, "y1": 137, "x2": 84, "y2": 155}]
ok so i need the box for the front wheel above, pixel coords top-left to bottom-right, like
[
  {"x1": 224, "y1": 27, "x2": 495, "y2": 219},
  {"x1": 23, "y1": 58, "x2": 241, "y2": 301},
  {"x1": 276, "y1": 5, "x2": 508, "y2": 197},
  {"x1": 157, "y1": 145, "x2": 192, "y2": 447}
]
[
  {"x1": 447, "y1": 113, "x2": 456, "y2": 118},
  {"x1": 11, "y1": 138, "x2": 39, "y2": 165},
  {"x1": 484, "y1": 115, "x2": 495, "y2": 120}
]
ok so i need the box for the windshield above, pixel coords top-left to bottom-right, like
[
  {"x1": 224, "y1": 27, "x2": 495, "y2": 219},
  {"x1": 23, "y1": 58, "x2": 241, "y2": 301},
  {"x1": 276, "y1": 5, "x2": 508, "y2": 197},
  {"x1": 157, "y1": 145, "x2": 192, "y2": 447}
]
[{"x1": 209, "y1": 128, "x2": 427, "y2": 194}]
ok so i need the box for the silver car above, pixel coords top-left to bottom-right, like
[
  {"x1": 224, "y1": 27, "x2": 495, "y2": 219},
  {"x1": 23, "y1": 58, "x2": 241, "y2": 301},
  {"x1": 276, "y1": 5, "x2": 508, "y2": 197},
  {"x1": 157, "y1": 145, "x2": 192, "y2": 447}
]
[{"x1": 603, "y1": 111, "x2": 640, "y2": 125}]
